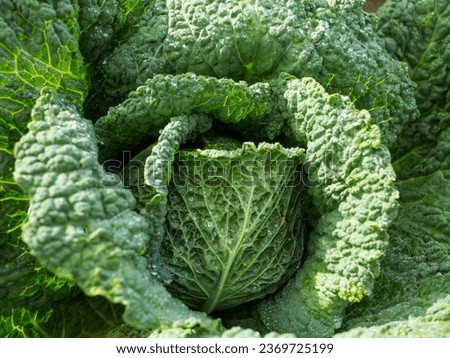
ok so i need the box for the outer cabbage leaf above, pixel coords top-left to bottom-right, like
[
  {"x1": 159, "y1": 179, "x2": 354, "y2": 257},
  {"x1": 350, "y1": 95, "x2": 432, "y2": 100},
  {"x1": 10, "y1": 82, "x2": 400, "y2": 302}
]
[
  {"x1": 136, "y1": 114, "x2": 213, "y2": 284},
  {"x1": 0, "y1": 296, "x2": 124, "y2": 338},
  {"x1": 94, "y1": 73, "x2": 273, "y2": 159},
  {"x1": 97, "y1": 0, "x2": 416, "y2": 146},
  {"x1": 13, "y1": 89, "x2": 214, "y2": 330},
  {"x1": 255, "y1": 76, "x2": 398, "y2": 337},
  {"x1": 336, "y1": 125, "x2": 450, "y2": 337},
  {"x1": 77, "y1": 0, "x2": 155, "y2": 64},
  {"x1": 147, "y1": 319, "x2": 295, "y2": 338},
  {"x1": 86, "y1": 0, "x2": 169, "y2": 115},
  {"x1": 0, "y1": 0, "x2": 87, "y2": 336},
  {"x1": 77, "y1": 0, "x2": 157, "y2": 117},
  {"x1": 161, "y1": 142, "x2": 305, "y2": 313},
  {"x1": 376, "y1": 0, "x2": 450, "y2": 155},
  {"x1": 107, "y1": 318, "x2": 294, "y2": 338},
  {"x1": 336, "y1": 6, "x2": 450, "y2": 336},
  {"x1": 336, "y1": 5, "x2": 450, "y2": 335}
]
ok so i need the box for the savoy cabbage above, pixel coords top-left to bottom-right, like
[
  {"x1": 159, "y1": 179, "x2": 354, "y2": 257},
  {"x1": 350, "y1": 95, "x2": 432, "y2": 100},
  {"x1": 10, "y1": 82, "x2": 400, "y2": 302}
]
[{"x1": 0, "y1": 0, "x2": 449, "y2": 338}]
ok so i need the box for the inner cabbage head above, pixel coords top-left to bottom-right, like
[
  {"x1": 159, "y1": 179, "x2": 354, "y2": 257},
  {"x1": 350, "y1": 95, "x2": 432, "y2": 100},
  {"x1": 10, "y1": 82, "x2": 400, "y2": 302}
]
[{"x1": 161, "y1": 142, "x2": 306, "y2": 313}]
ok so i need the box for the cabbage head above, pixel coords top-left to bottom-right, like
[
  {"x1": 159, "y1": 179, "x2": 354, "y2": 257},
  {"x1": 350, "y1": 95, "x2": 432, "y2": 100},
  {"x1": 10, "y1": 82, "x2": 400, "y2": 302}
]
[{"x1": 128, "y1": 141, "x2": 306, "y2": 313}]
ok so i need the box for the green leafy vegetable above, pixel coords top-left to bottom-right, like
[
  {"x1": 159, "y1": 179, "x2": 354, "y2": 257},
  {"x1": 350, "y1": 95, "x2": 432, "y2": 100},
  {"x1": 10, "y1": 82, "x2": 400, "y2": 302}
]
[
  {"x1": 336, "y1": 124, "x2": 450, "y2": 337},
  {"x1": 95, "y1": 73, "x2": 273, "y2": 158},
  {"x1": 13, "y1": 89, "x2": 207, "y2": 329},
  {"x1": 1, "y1": 296, "x2": 124, "y2": 338},
  {"x1": 376, "y1": 0, "x2": 450, "y2": 156},
  {"x1": 332, "y1": 0, "x2": 450, "y2": 337},
  {"x1": 2, "y1": 0, "x2": 449, "y2": 338},
  {"x1": 95, "y1": 0, "x2": 416, "y2": 146},
  {"x1": 0, "y1": 0, "x2": 87, "y2": 336},
  {"x1": 254, "y1": 76, "x2": 398, "y2": 337},
  {"x1": 137, "y1": 114, "x2": 213, "y2": 283},
  {"x1": 77, "y1": 0, "x2": 155, "y2": 64},
  {"x1": 161, "y1": 142, "x2": 305, "y2": 312}
]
